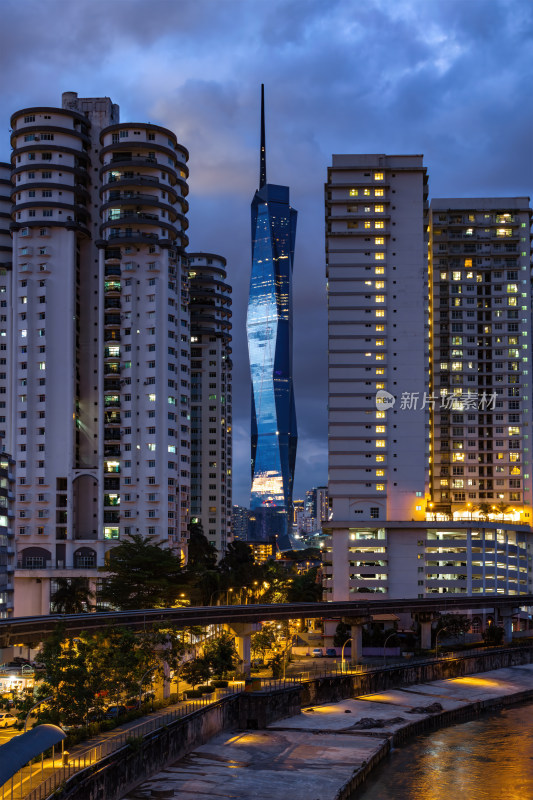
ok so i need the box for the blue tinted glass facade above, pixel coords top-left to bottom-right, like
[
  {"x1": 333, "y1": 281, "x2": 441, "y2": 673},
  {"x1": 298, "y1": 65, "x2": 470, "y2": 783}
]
[{"x1": 247, "y1": 180, "x2": 297, "y2": 546}]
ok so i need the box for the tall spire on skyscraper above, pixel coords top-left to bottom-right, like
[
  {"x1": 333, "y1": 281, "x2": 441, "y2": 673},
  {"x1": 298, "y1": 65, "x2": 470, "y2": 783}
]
[
  {"x1": 248, "y1": 85, "x2": 297, "y2": 549},
  {"x1": 259, "y1": 83, "x2": 267, "y2": 189}
]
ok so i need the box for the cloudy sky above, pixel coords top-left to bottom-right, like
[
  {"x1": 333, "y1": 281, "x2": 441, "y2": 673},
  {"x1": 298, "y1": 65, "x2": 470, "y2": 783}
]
[{"x1": 0, "y1": 0, "x2": 531, "y2": 505}]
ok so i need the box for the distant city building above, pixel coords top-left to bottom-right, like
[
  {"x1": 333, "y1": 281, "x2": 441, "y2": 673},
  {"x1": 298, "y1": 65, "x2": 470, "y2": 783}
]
[
  {"x1": 247, "y1": 86, "x2": 297, "y2": 549},
  {"x1": 232, "y1": 505, "x2": 250, "y2": 541},
  {"x1": 248, "y1": 540, "x2": 273, "y2": 564},
  {"x1": 8, "y1": 92, "x2": 191, "y2": 615},
  {"x1": 189, "y1": 253, "x2": 232, "y2": 555},
  {"x1": 324, "y1": 154, "x2": 533, "y2": 602},
  {"x1": 305, "y1": 486, "x2": 329, "y2": 525}
]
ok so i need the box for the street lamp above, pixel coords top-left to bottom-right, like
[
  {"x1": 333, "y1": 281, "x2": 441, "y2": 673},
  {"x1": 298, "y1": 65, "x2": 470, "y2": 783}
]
[
  {"x1": 435, "y1": 627, "x2": 448, "y2": 658},
  {"x1": 383, "y1": 632, "x2": 397, "y2": 666},
  {"x1": 24, "y1": 695, "x2": 53, "y2": 732},
  {"x1": 138, "y1": 666, "x2": 156, "y2": 708},
  {"x1": 209, "y1": 588, "x2": 228, "y2": 606},
  {"x1": 341, "y1": 637, "x2": 352, "y2": 673}
]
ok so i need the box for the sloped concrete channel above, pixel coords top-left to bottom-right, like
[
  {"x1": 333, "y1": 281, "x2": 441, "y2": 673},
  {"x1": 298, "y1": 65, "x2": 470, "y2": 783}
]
[
  {"x1": 54, "y1": 647, "x2": 533, "y2": 800},
  {"x1": 122, "y1": 665, "x2": 533, "y2": 800}
]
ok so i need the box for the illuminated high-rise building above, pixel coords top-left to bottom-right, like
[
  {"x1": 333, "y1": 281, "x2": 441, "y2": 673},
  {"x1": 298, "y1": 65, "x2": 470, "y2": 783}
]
[
  {"x1": 324, "y1": 155, "x2": 533, "y2": 606},
  {"x1": 246, "y1": 86, "x2": 297, "y2": 548}
]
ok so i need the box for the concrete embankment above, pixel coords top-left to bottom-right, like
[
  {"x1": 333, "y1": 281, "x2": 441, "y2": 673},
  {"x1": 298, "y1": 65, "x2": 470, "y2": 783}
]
[{"x1": 124, "y1": 664, "x2": 533, "y2": 800}]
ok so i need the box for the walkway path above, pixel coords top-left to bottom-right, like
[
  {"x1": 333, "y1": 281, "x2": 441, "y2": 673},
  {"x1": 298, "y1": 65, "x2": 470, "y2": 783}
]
[{"x1": 123, "y1": 664, "x2": 533, "y2": 800}]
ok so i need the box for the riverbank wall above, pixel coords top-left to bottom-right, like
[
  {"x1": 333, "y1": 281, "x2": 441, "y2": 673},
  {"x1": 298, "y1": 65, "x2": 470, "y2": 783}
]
[{"x1": 55, "y1": 646, "x2": 533, "y2": 800}]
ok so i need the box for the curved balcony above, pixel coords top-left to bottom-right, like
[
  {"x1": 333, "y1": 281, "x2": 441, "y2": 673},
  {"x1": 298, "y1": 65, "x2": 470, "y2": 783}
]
[
  {"x1": 99, "y1": 160, "x2": 186, "y2": 192},
  {"x1": 101, "y1": 196, "x2": 182, "y2": 225}
]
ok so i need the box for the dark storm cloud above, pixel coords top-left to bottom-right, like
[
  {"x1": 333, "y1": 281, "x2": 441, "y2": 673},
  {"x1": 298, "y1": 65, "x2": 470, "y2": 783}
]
[{"x1": 0, "y1": 0, "x2": 531, "y2": 504}]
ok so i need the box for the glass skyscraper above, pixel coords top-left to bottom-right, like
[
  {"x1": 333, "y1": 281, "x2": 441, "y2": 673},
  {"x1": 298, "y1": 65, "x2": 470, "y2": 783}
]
[{"x1": 246, "y1": 85, "x2": 297, "y2": 549}]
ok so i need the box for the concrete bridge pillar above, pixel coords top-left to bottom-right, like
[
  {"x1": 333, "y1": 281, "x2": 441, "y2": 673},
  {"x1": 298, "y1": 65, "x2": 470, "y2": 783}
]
[
  {"x1": 226, "y1": 622, "x2": 261, "y2": 677},
  {"x1": 343, "y1": 617, "x2": 371, "y2": 665},
  {"x1": 497, "y1": 608, "x2": 515, "y2": 644},
  {"x1": 412, "y1": 612, "x2": 440, "y2": 651}
]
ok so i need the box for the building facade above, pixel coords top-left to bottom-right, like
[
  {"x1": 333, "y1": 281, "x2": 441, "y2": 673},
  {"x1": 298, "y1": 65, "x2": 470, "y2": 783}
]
[
  {"x1": 232, "y1": 505, "x2": 250, "y2": 541},
  {"x1": 324, "y1": 156, "x2": 533, "y2": 602},
  {"x1": 326, "y1": 154, "x2": 429, "y2": 525},
  {"x1": 247, "y1": 87, "x2": 297, "y2": 548},
  {"x1": 429, "y1": 198, "x2": 533, "y2": 523},
  {"x1": 9, "y1": 93, "x2": 191, "y2": 616},
  {"x1": 0, "y1": 163, "x2": 12, "y2": 456},
  {"x1": 189, "y1": 252, "x2": 232, "y2": 555}
]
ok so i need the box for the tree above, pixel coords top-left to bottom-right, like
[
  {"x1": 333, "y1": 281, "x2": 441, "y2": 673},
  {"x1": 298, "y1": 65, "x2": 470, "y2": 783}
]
[
  {"x1": 483, "y1": 625, "x2": 505, "y2": 646},
  {"x1": 36, "y1": 625, "x2": 100, "y2": 726},
  {"x1": 333, "y1": 621, "x2": 351, "y2": 648},
  {"x1": 99, "y1": 534, "x2": 186, "y2": 610},
  {"x1": 203, "y1": 632, "x2": 239, "y2": 678},
  {"x1": 50, "y1": 577, "x2": 94, "y2": 614},
  {"x1": 187, "y1": 521, "x2": 218, "y2": 572},
  {"x1": 435, "y1": 613, "x2": 471, "y2": 640},
  {"x1": 180, "y1": 657, "x2": 211, "y2": 688},
  {"x1": 286, "y1": 567, "x2": 323, "y2": 602},
  {"x1": 251, "y1": 628, "x2": 276, "y2": 662}
]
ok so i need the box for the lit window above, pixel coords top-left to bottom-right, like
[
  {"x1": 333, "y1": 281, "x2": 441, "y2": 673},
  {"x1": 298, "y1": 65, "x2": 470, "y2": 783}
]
[
  {"x1": 375, "y1": 188, "x2": 384, "y2": 197},
  {"x1": 375, "y1": 237, "x2": 384, "y2": 245},
  {"x1": 376, "y1": 469, "x2": 385, "y2": 476},
  {"x1": 376, "y1": 368, "x2": 385, "y2": 374},
  {"x1": 375, "y1": 205, "x2": 384, "y2": 213},
  {"x1": 375, "y1": 295, "x2": 385, "y2": 303},
  {"x1": 364, "y1": 221, "x2": 371, "y2": 229},
  {"x1": 464, "y1": 259, "x2": 472, "y2": 267},
  {"x1": 376, "y1": 353, "x2": 384, "y2": 360},
  {"x1": 376, "y1": 383, "x2": 385, "y2": 390},
  {"x1": 452, "y1": 271, "x2": 461, "y2": 280},
  {"x1": 376, "y1": 426, "x2": 385, "y2": 433},
  {"x1": 375, "y1": 253, "x2": 385, "y2": 260},
  {"x1": 375, "y1": 310, "x2": 385, "y2": 317},
  {"x1": 376, "y1": 411, "x2": 385, "y2": 419},
  {"x1": 375, "y1": 267, "x2": 385, "y2": 274},
  {"x1": 376, "y1": 440, "x2": 386, "y2": 448},
  {"x1": 374, "y1": 172, "x2": 384, "y2": 180},
  {"x1": 148, "y1": 393, "x2": 156, "y2": 402},
  {"x1": 376, "y1": 484, "x2": 385, "y2": 491},
  {"x1": 349, "y1": 189, "x2": 358, "y2": 196},
  {"x1": 375, "y1": 221, "x2": 384, "y2": 229},
  {"x1": 375, "y1": 281, "x2": 385, "y2": 289},
  {"x1": 375, "y1": 339, "x2": 384, "y2": 346},
  {"x1": 375, "y1": 325, "x2": 385, "y2": 331},
  {"x1": 376, "y1": 455, "x2": 385, "y2": 462}
]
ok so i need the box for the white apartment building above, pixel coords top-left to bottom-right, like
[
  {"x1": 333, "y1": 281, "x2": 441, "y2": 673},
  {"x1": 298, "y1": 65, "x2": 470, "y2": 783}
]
[
  {"x1": 9, "y1": 92, "x2": 191, "y2": 615},
  {"x1": 189, "y1": 253, "x2": 232, "y2": 555},
  {"x1": 324, "y1": 155, "x2": 533, "y2": 602},
  {"x1": 326, "y1": 154, "x2": 429, "y2": 526}
]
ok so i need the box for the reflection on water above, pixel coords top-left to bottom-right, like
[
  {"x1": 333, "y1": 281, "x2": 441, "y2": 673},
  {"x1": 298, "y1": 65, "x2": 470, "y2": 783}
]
[{"x1": 353, "y1": 703, "x2": 533, "y2": 800}]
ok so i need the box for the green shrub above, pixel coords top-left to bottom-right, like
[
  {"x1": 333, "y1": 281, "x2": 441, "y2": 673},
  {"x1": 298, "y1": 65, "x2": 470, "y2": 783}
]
[
  {"x1": 197, "y1": 685, "x2": 214, "y2": 694},
  {"x1": 211, "y1": 680, "x2": 228, "y2": 688},
  {"x1": 185, "y1": 689, "x2": 202, "y2": 698}
]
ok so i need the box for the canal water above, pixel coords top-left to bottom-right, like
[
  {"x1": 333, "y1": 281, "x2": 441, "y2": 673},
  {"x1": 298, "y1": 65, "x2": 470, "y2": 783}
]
[{"x1": 353, "y1": 702, "x2": 533, "y2": 800}]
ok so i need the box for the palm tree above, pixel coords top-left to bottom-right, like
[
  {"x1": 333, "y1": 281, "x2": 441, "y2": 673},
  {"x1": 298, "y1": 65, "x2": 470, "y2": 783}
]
[{"x1": 50, "y1": 578, "x2": 94, "y2": 614}]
